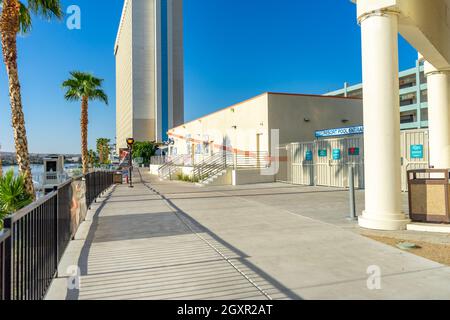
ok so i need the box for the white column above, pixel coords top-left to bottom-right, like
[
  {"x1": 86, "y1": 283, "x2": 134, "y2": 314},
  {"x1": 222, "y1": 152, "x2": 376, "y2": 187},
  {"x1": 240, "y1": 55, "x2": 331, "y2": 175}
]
[
  {"x1": 358, "y1": 10, "x2": 410, "y2": 230},
  {"x1": 425, "y1": 62, "x2": 450, "y2": 169}
]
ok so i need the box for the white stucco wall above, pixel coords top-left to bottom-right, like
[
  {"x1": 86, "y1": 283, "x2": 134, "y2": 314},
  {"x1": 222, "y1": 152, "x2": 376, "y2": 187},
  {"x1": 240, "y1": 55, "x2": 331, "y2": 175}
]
[{"x1": 168, "y1": 93, "x2": 363, "y2": 157}]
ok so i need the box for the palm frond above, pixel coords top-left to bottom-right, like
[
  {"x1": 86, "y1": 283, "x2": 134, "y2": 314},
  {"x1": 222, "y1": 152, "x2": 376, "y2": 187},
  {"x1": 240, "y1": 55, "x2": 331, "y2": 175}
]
[
  {"x1": 0, "y1": 170, "x2": 33, "y2": 219},
  {"x1": 62, "y1": 71, "x2": 109, "y2": 105},
  {"x1": 18, "y1": 2, "x2": 32, "y2": 33},
  {"x1": 1, "y1": 0, "x2": 63, "y2": 34},
  {"x1": 27, "y1": 0, "x2": 62, "y2": 20},
  {"x1": 91, "y1": 89, "x2": 108, "y2": 105}
]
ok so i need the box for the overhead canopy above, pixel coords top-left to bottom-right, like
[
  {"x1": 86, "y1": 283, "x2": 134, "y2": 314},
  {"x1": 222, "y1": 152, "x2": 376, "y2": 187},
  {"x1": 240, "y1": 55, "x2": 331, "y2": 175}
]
[{"x1": 353, "y1": 0, "x2": 450, "y2": 70}]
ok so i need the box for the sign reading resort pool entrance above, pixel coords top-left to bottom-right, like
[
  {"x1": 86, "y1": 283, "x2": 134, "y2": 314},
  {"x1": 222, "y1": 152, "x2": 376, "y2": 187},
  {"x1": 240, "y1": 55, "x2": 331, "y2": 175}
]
[
  {"x1": 332, "y1": 149, "x2": 341, "y2": 160},
  {"x1": 315, "y1": 125, "x2": 364, "y2": 138},
  {"x1": 305, "y1": 150, "x2": 313, "y2": 161},
  {"x1": 410, "y1": 144, "x2": 424, "y2": 159},
  {"x1": 318, "y1": 149, "x2": 327, "y2": 157}
]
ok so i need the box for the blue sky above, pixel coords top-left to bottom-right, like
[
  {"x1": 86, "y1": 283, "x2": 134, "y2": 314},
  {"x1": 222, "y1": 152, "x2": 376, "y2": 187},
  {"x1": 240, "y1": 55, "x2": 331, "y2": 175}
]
[{"x1": 0, "y1": 0, "x2": 417, "y2": 154}]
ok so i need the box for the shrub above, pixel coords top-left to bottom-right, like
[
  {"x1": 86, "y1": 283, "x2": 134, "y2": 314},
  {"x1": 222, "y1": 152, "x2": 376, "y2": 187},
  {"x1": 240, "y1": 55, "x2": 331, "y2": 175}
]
[
  {"x1": 0, "y1": 170, "x2": 33, "y2": 229},
  {"x1": 176, "y1": 173, "x2": 199, "y2": 183}
]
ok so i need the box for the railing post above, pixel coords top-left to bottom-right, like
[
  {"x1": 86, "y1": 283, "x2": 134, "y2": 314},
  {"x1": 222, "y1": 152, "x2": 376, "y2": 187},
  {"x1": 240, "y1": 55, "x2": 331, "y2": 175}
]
[
  {"x1": 348, "y1": 166, "x2": 357, "y2": 221},
  {"x1": 3, "y1": 218, "x2": 12, "y2": 300},
  {"x1": 53, "y1": 186, "x2": 59, "y2": 276}
]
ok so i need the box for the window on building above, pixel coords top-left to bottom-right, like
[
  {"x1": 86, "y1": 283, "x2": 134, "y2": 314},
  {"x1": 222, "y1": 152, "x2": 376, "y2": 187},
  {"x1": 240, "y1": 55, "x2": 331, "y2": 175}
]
[
  {"x1": 399, "y1": 74, "x2": 416, "y2": 89},
  {"x1": 421, "y1": 108, "x2": 428, "y2": 122},
  {"x1": 420, "y1": 90, "x2": 428, "y2": 103},
  {"x1": 185, "y1": 134, "x2": 191, "y2": 155},
  {"x1": 400, "y1": 92, "x2": 417, "y2": 106},
  {"x1": 400, "y1": 111, "x2": 417, "y2": 124},
  {"x1": 419, "y1": 71, "x2": 426, "y2": 84}
]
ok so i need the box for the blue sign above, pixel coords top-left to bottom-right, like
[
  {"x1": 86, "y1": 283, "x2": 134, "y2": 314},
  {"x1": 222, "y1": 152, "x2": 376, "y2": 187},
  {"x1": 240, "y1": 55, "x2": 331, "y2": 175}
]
[
  {"x1": 410, "y1": 145, "x2": 424, "y2": 159},
  {"x1": 305, "y1": 150, "x2": 313, "y2": 161},
  {"x1": 332, "y1": 149, "x2": 341, "y2": 160},
  {"x1": 318, "y1": 149, "x2": 327, "y2": 157},
  {"x1": 315, "y1": 125, "x2": 364, "y2": 138}
]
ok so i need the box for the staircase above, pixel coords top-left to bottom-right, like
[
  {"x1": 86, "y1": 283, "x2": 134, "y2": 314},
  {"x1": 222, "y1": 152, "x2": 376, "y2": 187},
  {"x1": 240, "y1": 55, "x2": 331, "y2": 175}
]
[
  {"x1": 158, "y1": 155, "x2": 185, "y2": 180},
  {"x1": 192, "y1": 153, "x2": 229, "y2": 185},
  {"x1": 159, "y1": 151, "x2": 271, "y2": 185}
]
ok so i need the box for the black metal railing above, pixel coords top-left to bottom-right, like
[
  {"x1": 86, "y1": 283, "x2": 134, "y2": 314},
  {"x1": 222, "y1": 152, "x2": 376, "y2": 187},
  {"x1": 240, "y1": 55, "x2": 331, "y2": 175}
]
[
  {"x1": 0, "y1": 170, "x2": 114, "y2": 300},
  {"x1": 85, "y1": 171, "x2": 113, "y2": 208}
]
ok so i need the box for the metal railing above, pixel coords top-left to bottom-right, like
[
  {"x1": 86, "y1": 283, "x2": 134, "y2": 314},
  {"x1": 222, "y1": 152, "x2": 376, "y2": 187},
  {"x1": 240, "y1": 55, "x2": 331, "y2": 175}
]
[
  {"x1": 149, "y1": 155, "x2": 167, "y2": 165},
  {"x1": 0, "y1": 170, "x2": 114, "y2": 300},
  {"x1": 192, "y1": 151, "x2": 270, "y2": 183},
  {"x1": 234, "y1": 151, "x2": 270, "y2": 168},
  {"x1": 85, "y1": 170, "x2": 114, "y2": 208},
  {"x1": 192, "y1": 153, "x2": 227, "y2": 182},
  {"x1": 158, "y1": 155, "x2": 185, "y2": 179}
]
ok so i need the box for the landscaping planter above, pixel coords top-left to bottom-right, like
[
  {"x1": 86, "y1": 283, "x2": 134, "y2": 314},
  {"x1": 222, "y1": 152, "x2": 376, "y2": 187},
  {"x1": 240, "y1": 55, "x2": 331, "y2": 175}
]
[{"x1": 407, "y1": 169, "x2": 450, "y2": 223}]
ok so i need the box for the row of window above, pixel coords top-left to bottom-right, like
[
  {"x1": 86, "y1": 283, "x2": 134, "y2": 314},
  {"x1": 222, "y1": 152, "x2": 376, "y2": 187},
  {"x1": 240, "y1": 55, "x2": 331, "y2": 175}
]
[{"x1": 400, "y1": 108, "x2": 428, "y2": 124}]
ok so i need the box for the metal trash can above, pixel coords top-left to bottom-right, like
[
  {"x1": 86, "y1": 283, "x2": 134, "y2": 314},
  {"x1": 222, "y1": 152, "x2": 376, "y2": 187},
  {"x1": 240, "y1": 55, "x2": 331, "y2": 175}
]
[
  {"x1": 407, "y1": 169, "x2": 450, "y2": 223},
  {"x1": 113, "y1": 171, "x2": 123, "y2": 184}
]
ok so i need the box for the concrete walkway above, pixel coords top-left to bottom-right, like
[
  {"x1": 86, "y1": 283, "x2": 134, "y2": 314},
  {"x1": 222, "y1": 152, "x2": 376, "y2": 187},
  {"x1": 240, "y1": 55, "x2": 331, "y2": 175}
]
[{"x1": 46, "y1": 169, "x2": 450, "y2": 300}]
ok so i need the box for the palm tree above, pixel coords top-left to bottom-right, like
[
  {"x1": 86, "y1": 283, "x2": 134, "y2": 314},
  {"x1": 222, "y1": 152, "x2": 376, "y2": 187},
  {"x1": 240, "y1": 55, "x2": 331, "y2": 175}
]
[
  {"x1": 0, "y1": 0, "x2": 62, "y2": 198},
  {"x1": 96, "y1": 138, "x2": 111, "y2": 164},
  {"x1": 87, "y1": 149, "x2": 98, "y2": 169},
  {"x1": 62, "y1": 72, "x2": 108, "y2": 174}
]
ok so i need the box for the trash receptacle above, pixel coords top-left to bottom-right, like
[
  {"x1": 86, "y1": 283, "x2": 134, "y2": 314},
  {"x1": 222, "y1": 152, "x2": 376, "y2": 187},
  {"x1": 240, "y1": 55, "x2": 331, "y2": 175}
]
[
  {"x1": 113, "y1": 171, "x2": 123, "y2": 184},
  {"x1": 407, "y1": 169, "x2": 450, "y2": 223}
]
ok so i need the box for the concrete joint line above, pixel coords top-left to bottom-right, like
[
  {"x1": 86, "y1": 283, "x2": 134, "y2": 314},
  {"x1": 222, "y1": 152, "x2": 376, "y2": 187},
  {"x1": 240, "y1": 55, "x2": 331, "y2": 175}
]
[{"x1": 136, "y1": 170, "x2": 273, "y2": 300}]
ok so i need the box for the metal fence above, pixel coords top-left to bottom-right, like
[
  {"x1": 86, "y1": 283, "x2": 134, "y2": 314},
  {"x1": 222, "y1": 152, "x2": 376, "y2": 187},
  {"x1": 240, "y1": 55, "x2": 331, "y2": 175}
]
[
  {"x1": 149, "y1": 155, "x2": 167, "y2": 165},
  {"x1": 0, "y1": 170, "x2": 114, "y2": 300},
  {"x1": 278, "y1": 129, "x2": 429, "y2": 192}
]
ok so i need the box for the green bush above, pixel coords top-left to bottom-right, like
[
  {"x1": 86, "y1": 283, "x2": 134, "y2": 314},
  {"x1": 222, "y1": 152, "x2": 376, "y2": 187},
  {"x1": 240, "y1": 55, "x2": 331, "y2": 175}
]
[
  {"x1": 0, "y1": 170, "x2": 33, "y2": 229},
  {"x1": 176, "y1": 173, "x2": 199, "y2": 183},
  {"x1": 132, "y1": 141, "x2": 159, "y2": 166}
]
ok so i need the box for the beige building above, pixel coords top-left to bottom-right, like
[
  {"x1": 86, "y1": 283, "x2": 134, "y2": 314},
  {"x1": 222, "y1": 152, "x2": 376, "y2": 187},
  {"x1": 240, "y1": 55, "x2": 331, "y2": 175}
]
[
  {"x1": 115, "y1": 0, "x2": 184, "y2": 151},
  {"x1": 168, "y1": 92, "x2": 363, "y2": 158}
]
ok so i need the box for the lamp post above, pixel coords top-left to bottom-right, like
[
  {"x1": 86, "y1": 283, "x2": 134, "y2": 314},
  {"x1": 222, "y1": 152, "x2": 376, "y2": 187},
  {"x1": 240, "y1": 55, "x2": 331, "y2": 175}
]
[{"x1": 126, "y1": 138, "x2": 135, "y2": 188}]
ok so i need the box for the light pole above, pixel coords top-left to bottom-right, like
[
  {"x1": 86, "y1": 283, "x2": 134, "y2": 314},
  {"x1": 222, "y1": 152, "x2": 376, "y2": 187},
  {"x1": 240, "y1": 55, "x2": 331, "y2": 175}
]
[{"x1": 126, "y1": 138, "x2": 135, "y2": 188}]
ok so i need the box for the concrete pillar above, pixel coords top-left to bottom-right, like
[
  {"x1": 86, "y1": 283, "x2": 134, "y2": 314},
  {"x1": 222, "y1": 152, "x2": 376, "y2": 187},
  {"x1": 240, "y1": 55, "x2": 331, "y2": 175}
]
[
  {"x1": 424, "y1": 62, "x2": 450, "y2": 169},
  {"x1": 358, "y1": 10, "x2": 410, "y2": 230}
]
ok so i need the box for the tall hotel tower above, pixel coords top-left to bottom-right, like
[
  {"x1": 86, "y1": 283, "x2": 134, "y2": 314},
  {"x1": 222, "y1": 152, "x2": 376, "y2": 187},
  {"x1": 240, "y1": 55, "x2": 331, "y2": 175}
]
[{"x1": 115, "y1": 0, "x2": 184, "y2": 150}]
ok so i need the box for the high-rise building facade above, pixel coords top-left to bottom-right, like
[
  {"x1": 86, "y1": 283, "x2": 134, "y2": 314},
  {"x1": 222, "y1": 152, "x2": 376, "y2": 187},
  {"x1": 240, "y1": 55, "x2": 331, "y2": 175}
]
[
  {"x1": 115, "y1": 0, "x2": 184, "y2": 151},
  {"x1": 325, "y1": 59, "x2": 428, "y2": 131}
]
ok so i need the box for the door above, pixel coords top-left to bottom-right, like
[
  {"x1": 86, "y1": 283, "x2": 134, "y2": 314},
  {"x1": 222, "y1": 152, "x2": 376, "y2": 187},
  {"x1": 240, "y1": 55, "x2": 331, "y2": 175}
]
[
  {"x1": 315, "y1": 139, "x2": 331, "y2": 186},
  {"x1": 290, "y1": 142, "x2": 315, "y2": 185},
  {"x1": 345, "y1": 135, "x2": 364, "y2": 189},
  {"x1": 400, "y1": 129, "x2": 429, "y2": 191},
  {"x1": 316, "y1": 136, "x2": 364, "y2": 188}
]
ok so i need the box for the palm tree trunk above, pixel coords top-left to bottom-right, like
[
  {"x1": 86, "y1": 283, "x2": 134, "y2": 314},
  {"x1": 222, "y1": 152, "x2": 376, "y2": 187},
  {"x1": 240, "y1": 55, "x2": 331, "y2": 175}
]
[
  {"x1": 0, "y1": 0, "x2": 35, "y2": 199},
  {"x1": 81, "y1": 96, "x2": 89, "y2": 174}
]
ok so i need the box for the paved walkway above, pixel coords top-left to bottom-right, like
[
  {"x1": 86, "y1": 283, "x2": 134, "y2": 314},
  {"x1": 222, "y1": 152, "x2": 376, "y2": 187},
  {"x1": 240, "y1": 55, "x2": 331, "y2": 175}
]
[{"x1": 46, "y1": 169, "x2": 450, "y2": 300}]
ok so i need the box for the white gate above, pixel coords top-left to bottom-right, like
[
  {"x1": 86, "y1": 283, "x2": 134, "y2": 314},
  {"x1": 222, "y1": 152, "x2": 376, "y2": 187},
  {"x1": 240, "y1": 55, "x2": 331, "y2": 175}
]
[
  {"x1": 289, "y1": 142, "x2": 315, "y2": 186},
  {"x1": 277, "y1": 136, "x2": 364, "y2": 189},
  {"x1": 277, "y1": 129, "x2": 427, "y2": 191},
  {"x1": 400, "y1": 129, "x2": 429, "y2": 192},
  {"x1": 315, "y1": 137, "x2": 364, "y2": 188}
]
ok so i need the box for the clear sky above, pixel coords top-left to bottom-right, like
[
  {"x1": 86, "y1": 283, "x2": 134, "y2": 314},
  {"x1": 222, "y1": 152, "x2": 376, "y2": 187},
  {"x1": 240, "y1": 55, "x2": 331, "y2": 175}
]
[{"x1": 0, "y1": 0, "x2": 417, "y2": 154}]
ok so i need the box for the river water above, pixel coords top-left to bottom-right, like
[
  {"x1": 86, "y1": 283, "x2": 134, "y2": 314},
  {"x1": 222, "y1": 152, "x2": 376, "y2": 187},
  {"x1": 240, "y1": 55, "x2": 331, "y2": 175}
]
[{"x1": 2, "y1": 164, "x2": 81, "y2": 183}]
